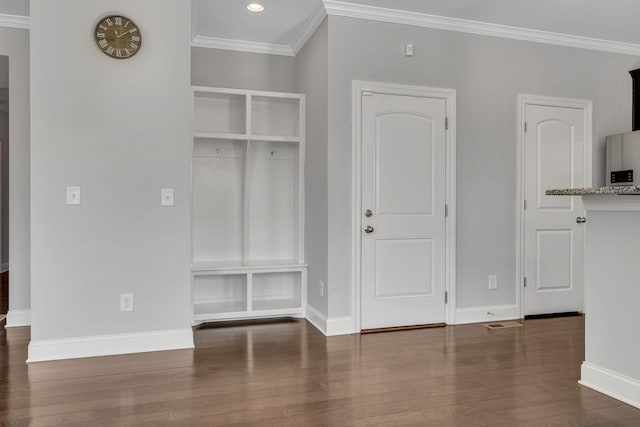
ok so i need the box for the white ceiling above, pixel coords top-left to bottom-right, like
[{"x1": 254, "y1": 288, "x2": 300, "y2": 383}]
[
  {"x1": 193, "y1": 0, "x2": 323, "y2": 47},
  {"x1": 3, "y1": 0, "x2": 640, "y2": 55}
]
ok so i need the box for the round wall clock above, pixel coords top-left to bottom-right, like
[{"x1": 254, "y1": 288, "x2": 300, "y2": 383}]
[{"x1": 94, "y1": 15, "x2": 142, "y2": 59}]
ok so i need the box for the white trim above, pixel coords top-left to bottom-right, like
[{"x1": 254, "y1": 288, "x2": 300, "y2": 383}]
[
  {"x1": 323, "y1": 1, "x2": 640, "y2": 56},
  {"x1": 5, "y1": 309, "x2": 30, "y2": 327},
  {"x1": 0, "y1": 14, "x2": 29, "y2": 30},
  {"x1": 580, "y1": 362, "x2": 640, "y2": 410},
  {"x1": 305, "y1": 305, "x2": 353, "y2": 336},
  {"x1": 191, "y1": 35, "x2": 295, "y2": 57},
  {"x1": 327, "y1": 316, "x2": 354, "y2": 336},
  {"x1": 1, "y1": 262, "x2": 7, "y2": 273},
  {"x1": 291, "y1": 2, "x2": 327, "y2": 55},
  {"x1": 582, "y1": 195, "x2": 640, "y2": 211},
  {"x1": 516, "y1": 94, "x2": 592, "y2": 319},
  {"x1": 27, "y1": 328, "x2": 195, "y2": 363},
  {"x1": 305, "y1": 304, "x2": 328, "y2": 334},
  {"x1": 454, "y1": 304, "x2": 519, "y2": 325},
  {"x1": 351, "y1": 81, "x2": 457, "y2": 332}
]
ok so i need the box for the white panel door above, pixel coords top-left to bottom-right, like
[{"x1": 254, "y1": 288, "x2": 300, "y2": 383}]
[
  {"x1": 524, "y1": 104, "x2": 586, "y2": 316},
  {"x1": 361, "y1": 92, "x2": 447, "y2": 329}
]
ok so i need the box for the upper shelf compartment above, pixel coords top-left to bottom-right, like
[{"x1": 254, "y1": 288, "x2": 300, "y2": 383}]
[
  {"x1": 193, "y1": 88, "x2": 303, "y2": 141},
  {"x1": 194, "y1": 90, "x2": 246, "y2": 135},
  {"x1": 251, "y1": 96, "x2": 301, "y2": 138}
]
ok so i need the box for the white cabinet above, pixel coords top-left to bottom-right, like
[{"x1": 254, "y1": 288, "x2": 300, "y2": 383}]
[{"x1": 191, "y1": 86, "x2": 306, "y2": 324}]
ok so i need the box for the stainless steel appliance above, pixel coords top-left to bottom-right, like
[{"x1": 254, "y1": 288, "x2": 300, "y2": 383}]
[{"x1": 606, "y1": 131, "x2": 640, "y2": 186}]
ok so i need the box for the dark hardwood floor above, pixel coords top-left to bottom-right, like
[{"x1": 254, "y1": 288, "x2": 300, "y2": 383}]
[{"x1": 1, "y1": 316, "x2": 639, "y2": 426}]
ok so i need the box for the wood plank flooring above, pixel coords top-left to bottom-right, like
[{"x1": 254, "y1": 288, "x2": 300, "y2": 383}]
[{"x1": 2, "y1": 316, "x2": 640, "y2": 426}]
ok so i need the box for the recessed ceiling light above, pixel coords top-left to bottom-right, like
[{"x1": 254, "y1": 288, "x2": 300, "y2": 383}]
[{"x1": 247, "y1": 3, "x2": 265, "y2": 12}]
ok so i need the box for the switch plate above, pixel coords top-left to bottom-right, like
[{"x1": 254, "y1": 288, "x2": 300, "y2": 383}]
[
  {"x1": 488, "y1": 275, "x2": 498, "y2": 290},
  {"x1": 404, "y1": 43, "x2": 414, "y2": 57},
  {"x1": 66, "y1": 186, "x2": 81, "y2": 205},
  {"x1": 161, "y1": 188, "x2": 174, "y2": 206},
  {"x1": 120, "y1": 293, "x2": 134, "y2": 312}
]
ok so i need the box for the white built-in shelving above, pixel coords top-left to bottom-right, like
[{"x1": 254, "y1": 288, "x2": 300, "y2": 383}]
[{"x1": 191, "y1": 86, "x2": 306, "y2": 324}]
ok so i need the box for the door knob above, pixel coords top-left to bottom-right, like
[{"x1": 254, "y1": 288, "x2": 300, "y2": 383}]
[
  {"x1": 364, "y1": 209, "x2": 373, "y2": 217},
  {"x1": 576, "y1": 217, "x2": 586, "y2": 224},
  {"x1": 364, "y1": 225, "x2": 374, "y2": 233}
]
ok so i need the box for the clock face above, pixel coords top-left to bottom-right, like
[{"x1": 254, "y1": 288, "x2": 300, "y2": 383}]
[{"x1": 94, "y1": 15, "x2": 141, "y2": 59}]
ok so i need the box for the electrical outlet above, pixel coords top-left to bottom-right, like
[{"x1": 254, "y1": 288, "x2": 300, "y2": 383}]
[
  {"x1": 120, "y1": 293, "x2": 134, "y2": 312},
  {"x1": 319, "y1": 280, "x2": 324, "y2": 297},
  {"x1": 66, "y1": 186, "x2": 81, "y2": 205},
  {"x1": 161, "y1": 188, "x2": 174, "y2": 206},
  {"x1": 488, "y1": 275, "x2": 498, "y2": 290}
]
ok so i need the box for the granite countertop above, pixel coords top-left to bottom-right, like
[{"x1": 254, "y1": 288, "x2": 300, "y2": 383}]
[{"x1": 546, "y1": 186, "x2": 640, "y2": 195}]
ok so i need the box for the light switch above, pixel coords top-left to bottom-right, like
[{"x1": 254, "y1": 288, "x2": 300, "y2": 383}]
[
  {"x1": 161, "y1": 188, "x2": 174, "y2": 206},
  {"x1": 404, "y1": 43, "x2": 414, "y2": 57},
  {"x1": 66, "y1": 186, "x2": 81, "y2": 205}
]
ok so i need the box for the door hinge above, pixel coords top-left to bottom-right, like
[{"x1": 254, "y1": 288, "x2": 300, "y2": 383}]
[
  {"x1": 362, "y1": 91, "x2": 374, "y2": 97},
  {"x1": 523, "y1": 277, "x2": 527, "y2": 287},
  {"x1": 524, "y1": 122, "x2": 528, "y2": 133},
  {"x1": 445, "y1": 117, "x2": 449, "y2": 130},
  {"x1": 445, "y1": 204, "x2": 449, "y2": 217},
  {"x1": 445, "y1": 291, "x2": 448, "y2": 304}
]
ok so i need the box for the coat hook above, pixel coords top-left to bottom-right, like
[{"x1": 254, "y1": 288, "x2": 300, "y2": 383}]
[
  {"x1": 216, "y1": 148, "x2": 220, "y2": 155},
  {"x1": 270, "y1": 151, "x2": 274, "y2": 156}
]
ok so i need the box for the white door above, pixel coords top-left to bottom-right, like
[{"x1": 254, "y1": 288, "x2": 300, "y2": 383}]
[
  {"x1": 361, "y1": 92, "x2": 447, "y2": 329},
  {"x1": 523, "y1": 103, "x2": 588, "y2": 316}
]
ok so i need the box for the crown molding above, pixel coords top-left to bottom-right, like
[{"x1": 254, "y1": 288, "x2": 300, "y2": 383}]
[
  {"x1": 291, "y1": 1, "x2": 328, "y2": 55},
  {"x1": 0, "y1": 14, "x2": 30, "y2": 30},
  {"x1": 323, "y1": 0, "x2": 640, "y2": 56},
  {"x1": 191, "y1": 35, "x2": 295, "y2": 57},
  {"x1": 191, "y1": 2, "x2": 327, "y2": 58}
]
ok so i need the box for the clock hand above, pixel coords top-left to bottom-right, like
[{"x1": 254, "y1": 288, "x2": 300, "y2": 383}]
[{"x1": 114, "y1": 29, "x2": 120, "y2": 38}]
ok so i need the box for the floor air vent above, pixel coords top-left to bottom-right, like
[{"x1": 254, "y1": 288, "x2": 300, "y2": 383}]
[{"x1": 483, "y1": 321, "x2": 523, "y2": 330}]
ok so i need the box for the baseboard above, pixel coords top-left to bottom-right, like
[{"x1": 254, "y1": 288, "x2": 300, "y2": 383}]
[
  {"x1": 454, "y1": 304, "x2": 519, "y2": 325},
  {"x1": 27, "y1": 328, "x2": 195, "y2": 363},
  {"x1": 326, "y1": 316, "x2": 355, "y2": 336},
  {"x1": 580, "y1": 362, "x2": 640, "y2": 410},
  {"x1": 6, "y1": 309, "x2": 31, "y2": 327},
  {"x1": 1, "y1": 262, "x2": 8, "y2": 273},
  {"x1": 305, "y1": 304, "x2": 327, "y2": 334},
  {"x1": 305, "y1": 305, "x2": 355, "y2": 336}
]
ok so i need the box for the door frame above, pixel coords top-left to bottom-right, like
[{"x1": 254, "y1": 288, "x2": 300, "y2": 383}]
[
  {"x1": 516, "y1": 94, "x2": 593, "y2": 318},
  {"x1": 351, "y1": 81, "x2": 457, "y2": 332}
]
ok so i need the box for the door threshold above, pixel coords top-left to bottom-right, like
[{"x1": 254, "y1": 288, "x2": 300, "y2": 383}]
[
  {"x1": 361, "y1": 323, "x2": 446, "y2": 334},
  {"x1": 524, "y1": 311, "x2": 581, "y2": 320}
]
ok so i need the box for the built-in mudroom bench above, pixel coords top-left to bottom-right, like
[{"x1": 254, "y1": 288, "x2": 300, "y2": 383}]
[
  {"x1": 547, "y1": 186, "x2": 640, "y2": 409},
  {"x1": 191, "y1": 86, "x2": 307, "y2": 324}
]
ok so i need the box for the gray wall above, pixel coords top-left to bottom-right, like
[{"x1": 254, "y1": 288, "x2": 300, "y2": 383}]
[
  {"x1": 30, "y1": 0, "x2": 192, "y2": 340},
  {"x1": 0, "y1": 27, "x2": 30, "y2": 323},
  {"x1": 295, "y1": 19, "x2": 329, "y2": 316},
  {"x1": 0, "y1": 89, "x2": 7, "y2": 268},
  {"x1": 327, "y1": 16, "x2": 640, "y2": 315},
  {"x1": 192, "y1": 47, "x2": 296, "y2": 92},
  {"x1": 0, "y1": 54, "x2": 8, "y2": 268}
]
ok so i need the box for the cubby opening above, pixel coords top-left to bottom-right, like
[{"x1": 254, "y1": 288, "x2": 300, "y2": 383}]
[
  {"x1": 193, "y1": 274, "x2": 247, "y2": 316},
  {"x1": 194, "y1": 91, "x2": 246, "y2": 135},
  {"x1": 252, "y1": 271, "x2": 302, "y2": 311},
  {"x1": 192, "y1": 138, "x2": 247, "y2": 264},
  {"x1": 251, "y1": 96, "x2": 300, "y2": 138}
]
